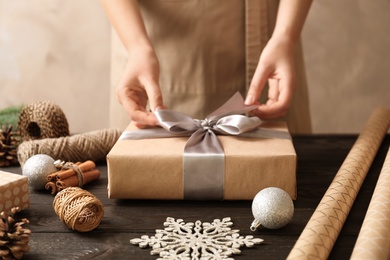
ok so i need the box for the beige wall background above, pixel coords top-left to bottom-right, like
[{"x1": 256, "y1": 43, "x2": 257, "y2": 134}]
[
  {"x1": 0, "y1": 0, "x2": 389, "y2": 134},
  {"x1": 0, "y1": 1, "x2": 111, "y2": 133}
]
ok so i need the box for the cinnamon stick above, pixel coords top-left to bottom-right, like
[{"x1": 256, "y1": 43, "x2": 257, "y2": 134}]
[
  {"x1": 56, "y1": 161, "x2": 95, "y2": 181},
  {"x1": 56, "y1": 169, "x2": 101, "y2": 191},
  {"x1": 46, "y1": 162, "x2": 82, "y2": 182},
  {"x1": 47, "y1": 172, "x2": 58, "y2": 182},
  {"x1": 45, "y1": 181, "x2": 57, "y2": 194}
]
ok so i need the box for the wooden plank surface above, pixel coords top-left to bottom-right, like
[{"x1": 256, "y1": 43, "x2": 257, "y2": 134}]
[{"x1": 4, "y1": 134, "x2": 390, "y2": 259}]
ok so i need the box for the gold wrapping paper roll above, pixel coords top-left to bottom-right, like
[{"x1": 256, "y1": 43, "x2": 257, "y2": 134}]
[
  {"x1": 350, "y1": 147, "x2": 390, "y2": 259},
  {"x1": 287, "y1": 108, "x2": 390, "y2": 260}
]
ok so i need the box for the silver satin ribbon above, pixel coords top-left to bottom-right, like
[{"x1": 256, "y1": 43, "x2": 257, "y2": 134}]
[{"x1": 119, "y1": 92, "x2": 291, "y2": 200}]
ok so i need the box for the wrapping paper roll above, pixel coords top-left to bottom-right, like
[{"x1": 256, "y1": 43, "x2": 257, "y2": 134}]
[
  {"x1": 350, "y1": 147, "x2": 390, "y2": 259},
  {"x1": 287, "y1": 108, "x2": 390, "y2": 259}
]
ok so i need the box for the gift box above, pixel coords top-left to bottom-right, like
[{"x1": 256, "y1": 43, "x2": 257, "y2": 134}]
[
  {"x1": 0, "y1": 171, "x2": 30, "y2": 213},
  {"x1": 107, "y1": 93, "x2": 297, "y2": 200},
  {"x1": 107, "y1": 120, "x2": 297, "y2": 200}
]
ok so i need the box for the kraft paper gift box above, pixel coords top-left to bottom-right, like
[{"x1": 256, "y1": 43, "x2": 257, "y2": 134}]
[
  {"x1": 0, "y1": 171, "x2": 30, "y2": 213},
  {"x1": 107, "y1": 120, "x2": 297, "y2": 200}
]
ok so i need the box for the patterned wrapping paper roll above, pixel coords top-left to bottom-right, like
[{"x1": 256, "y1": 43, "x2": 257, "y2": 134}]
[
  {"x1": 287, "y1": 108, "x2": 390, "y2": 260},
  {"x1": 350, "y1": 147, "x2": 390, "y2": 259}
]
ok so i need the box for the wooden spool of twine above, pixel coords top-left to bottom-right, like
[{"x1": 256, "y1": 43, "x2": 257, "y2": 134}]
[
  {"x1": 17, "y1": 128, "x2": 122, "y2": 167},
  {"x1": 18, "y1": 101, "x2": 70, "y2": 141},
  {"x1": 53, "y1": 187, "x2": 104, "y2": 232}
]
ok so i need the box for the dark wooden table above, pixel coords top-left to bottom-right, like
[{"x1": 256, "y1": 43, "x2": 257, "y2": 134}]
[{"x1": 5, "y1": 134, "x2": 390, "y2": 259}]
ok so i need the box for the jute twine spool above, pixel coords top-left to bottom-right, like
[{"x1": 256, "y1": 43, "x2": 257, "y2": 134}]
[
  {"x1": 53, "y1": 187, "x2": 104, "y2": 232},
  {"x1": 17, "y1": 128, "x2": 122, "y2": 167},
  {"x1": 18, "y1": 101, "x2": 69, "y2": 141}
]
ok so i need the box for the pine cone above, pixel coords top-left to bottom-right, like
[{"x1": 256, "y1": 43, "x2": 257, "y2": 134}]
[
  {"x1": 0, "y1": 207, "x2": 31, "y2": 260},
  {"x1": 0, "y1": 125, "x2": 21, "y2": 167}
]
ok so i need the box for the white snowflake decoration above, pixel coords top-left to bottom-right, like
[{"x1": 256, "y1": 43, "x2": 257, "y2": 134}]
[{"x1": 130, "y1": 217, "x2": 264, "y2": 259}]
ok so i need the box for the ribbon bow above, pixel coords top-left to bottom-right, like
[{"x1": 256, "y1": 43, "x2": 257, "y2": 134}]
[
  {"x1": 155, "y1": 92, "x2": 261, "y2": 148},
  {"x1": 120, "y1": 92, "x2": 290, "y2": 200}
]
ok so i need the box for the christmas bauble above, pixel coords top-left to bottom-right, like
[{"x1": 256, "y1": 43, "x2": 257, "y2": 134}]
[
  {"x1": 22, "y1": 154, "x2": 57, "y2": 190},
  {"x1": 250, "y1": 187, "x2": 294, "y2": 230}
]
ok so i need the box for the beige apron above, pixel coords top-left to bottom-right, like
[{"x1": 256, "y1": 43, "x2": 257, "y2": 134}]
[{"x1": 109, "y1": 0, "x2": 312, "y2": 133}]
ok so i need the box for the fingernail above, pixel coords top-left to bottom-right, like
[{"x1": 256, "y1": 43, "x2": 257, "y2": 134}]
[
  {"x1": 245, "y1": 95, "x2": 254, "y2": 105},
  {"x1": 154, "y1": 106, "x2": 163, "y2": 111}
]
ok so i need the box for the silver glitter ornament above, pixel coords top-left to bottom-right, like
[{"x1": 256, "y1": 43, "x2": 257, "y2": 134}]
[
  {"x1": 22, "y1": 154, "x2": 57, "y2": 190},
  {"x1": 250, "y1": 187, "x2": 294, "y2": 230}
]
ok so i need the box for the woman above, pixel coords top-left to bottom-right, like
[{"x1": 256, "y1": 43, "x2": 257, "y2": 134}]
[{"x1": 101, "y1": 0, "x2": 312, "y2": 133}]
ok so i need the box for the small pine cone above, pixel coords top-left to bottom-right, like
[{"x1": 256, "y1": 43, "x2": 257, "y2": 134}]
[
  {"x1": 0, "y1": 207, "x2": 31, "y2": 260},
  {"x1": 0, "y1": 125, "x2": 21, "y2": 167}
]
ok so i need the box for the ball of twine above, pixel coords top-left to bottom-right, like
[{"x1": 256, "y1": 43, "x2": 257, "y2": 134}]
[
  {"x1": 17, "y1": 128, "x2": 122, "y2": 167},
  {"x1": 18, "y1": 100, "x2": 69, "y2": 141},
  {"x1": 53, "y1": 187, "x2": 104, "y2": 232}
]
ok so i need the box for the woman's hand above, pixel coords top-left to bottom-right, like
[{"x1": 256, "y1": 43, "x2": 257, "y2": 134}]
[
  {"x1": 245, "y1": 0, "x2": 312, "y2": 119},
  {"x1": 100, "y1": 0, "x2": 164, "y2": 127},
  {"x1": 116, "y1": 46, "x2": 164, "y2": 127},
  {"x1": 245, "y1": 37, "x2": 296, "y2": 119}
]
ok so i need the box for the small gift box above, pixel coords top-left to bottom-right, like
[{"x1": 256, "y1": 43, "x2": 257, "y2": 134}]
[
  {"x1": 0, "y1": 171, "x2": 30, "y2": 213},
  {"x1": 107, "y1": 93, "x2": 297, "y2": 200}
]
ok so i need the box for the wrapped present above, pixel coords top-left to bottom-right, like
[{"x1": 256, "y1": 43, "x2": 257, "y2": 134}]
[
  {"x1": 0, "y1": 171, "x2": 30, "y2": 213},
  {"x1": 107, "y1": 93, "x2": 297, "y2": 200}
]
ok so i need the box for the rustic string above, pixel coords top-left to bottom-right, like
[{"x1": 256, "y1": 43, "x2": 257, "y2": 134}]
[
  {"x1": 18, "y1": 100, "x2": 70, "y2": 141},
  {"x1": 60, "y1": 162, "x2": 85, "y2": 187},
  {"x1": 17, "y1": 128, "x2": 122, "y2": 167},
  {"x1": 53, "y1": 187, "x2": 104, "y2": 232}
]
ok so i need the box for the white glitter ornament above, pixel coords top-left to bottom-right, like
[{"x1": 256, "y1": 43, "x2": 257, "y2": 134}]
[
  {"x1": 250, "y1": 187, "x2": 294, "y2": 231},
  {"x1": 22, "y1": 154, "x2": 57, "y2": 190}
]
